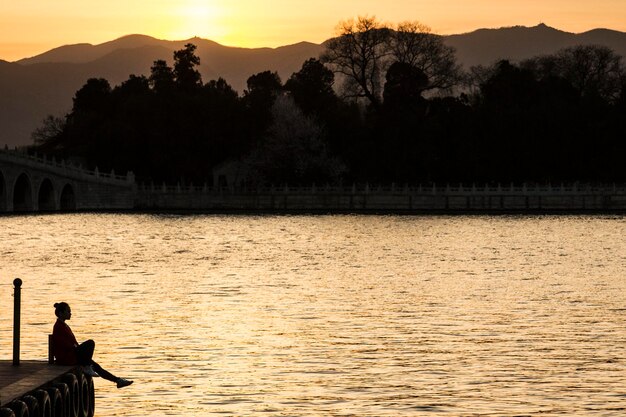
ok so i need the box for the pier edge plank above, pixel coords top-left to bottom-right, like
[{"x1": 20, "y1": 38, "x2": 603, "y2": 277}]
[{"x1": 0, "y1": 360, "x2": 75, "y2": 406}]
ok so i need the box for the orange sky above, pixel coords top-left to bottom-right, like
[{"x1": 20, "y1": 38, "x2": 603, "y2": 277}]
[{"x1": 1, "y1": 0, "x2": 626, "y2": 61}]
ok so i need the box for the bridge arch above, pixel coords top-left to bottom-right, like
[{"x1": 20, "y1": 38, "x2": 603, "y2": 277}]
[
  {"x1": 13, "y1": 172, "x2": 33, "y2": 212},
  {"x1": 60, "y1": 183, "x2": 76, "y2": 211},
  {"x1": 38, "y1": 178, "x2": 56, "y2": 211},
  {"x1": 0, "y1": 169, "x2": 6, "y2": 212}
]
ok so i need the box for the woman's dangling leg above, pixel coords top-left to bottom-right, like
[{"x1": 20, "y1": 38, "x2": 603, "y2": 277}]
[
  {"x1": 91, "y1": 361, "x2": 119, "y2": 383},
  {"x1": 76, "y1": 339, "x2": 133, "y2": 387}
]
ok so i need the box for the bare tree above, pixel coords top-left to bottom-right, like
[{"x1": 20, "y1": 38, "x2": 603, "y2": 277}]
[
  {"x1": 321, "y1": 17, "x2": 462, "y2": 107},
  {"x1": 31, "y1": 115, "x2": 65, "y2": 147},
  {"x1": 390, "y1": 22, "x2": 462, "y2": 93},
  {"x1": 522, "y1": 45, "x2": 624, "y2": 101},
  {"x1": 320, "y1": 16, "x2": 391, "y2": 108}
]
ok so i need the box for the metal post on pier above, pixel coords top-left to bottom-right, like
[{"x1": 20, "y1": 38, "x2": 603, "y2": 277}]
[{"x1": 13, "y1": 278, "x2": 22, "y2": 366}]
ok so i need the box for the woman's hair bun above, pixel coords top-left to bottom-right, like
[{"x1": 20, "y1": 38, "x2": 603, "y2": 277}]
[{"x1": 54, "y1": 303, "x2": 60, "y2": 308}]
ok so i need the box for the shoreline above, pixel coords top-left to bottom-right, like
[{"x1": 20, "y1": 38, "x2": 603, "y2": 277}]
[
  {"x1": 2, "y1": 207, "x2": 625, "y2": 217},
  {"x1": 132, "y1": 183, "x2": 626, "y2": 213}
]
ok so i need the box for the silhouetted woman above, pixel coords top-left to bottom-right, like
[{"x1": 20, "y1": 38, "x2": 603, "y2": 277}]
[{"x1": 52, "y1": 302, "x2": 133, "y2": 388}]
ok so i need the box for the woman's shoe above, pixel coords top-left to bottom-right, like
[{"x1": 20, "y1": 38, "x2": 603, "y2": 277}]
[{"x1": 116, "y1": 378, "x2": 133, "y2": 388}]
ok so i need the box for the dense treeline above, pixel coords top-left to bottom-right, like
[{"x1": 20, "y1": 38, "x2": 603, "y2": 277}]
[{"x1": 32, "y1": 17, "x2": 626, "y2": 185}]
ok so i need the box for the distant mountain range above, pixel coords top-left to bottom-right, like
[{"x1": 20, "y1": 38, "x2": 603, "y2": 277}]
[
  {"x1": 2, "y1": 24, "x2": 626, "y2": 147},
  {"x1": 445, "y1": 23, "x2": 626, "y2": 67}
]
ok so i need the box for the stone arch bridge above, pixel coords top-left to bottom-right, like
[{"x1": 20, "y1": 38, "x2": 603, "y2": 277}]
[{"x1": 0, "y1": 149, "x2": 136, "y2": 213}]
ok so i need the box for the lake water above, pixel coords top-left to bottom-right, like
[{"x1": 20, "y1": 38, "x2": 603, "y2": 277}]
[{"x1": 0, "y1": 214, "x2": 625, "y2": 416}]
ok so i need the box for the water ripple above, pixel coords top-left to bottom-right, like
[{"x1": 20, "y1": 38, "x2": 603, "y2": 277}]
[{"x1": 0, "y1": 213, "x2": 624, "y2": 416}]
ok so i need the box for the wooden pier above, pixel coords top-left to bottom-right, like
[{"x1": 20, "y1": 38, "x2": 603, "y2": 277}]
[
  {"x1": 0, "y1": 360, "x2": 93, "y2": 417},
  {"x1": 0, "y1": 361, "x2": 74, "y2": 406}
]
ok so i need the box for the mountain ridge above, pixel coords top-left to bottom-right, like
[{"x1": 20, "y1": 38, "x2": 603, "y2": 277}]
[
  {"x1": 13, "y1": 23, "x2": 626, "y2": 65},
  {"x1": 2, "y1": 24, "x2": 626, "y2": 147},
  {"x1": 15, "y1": 35, "x2": 319, "y2": 65}
]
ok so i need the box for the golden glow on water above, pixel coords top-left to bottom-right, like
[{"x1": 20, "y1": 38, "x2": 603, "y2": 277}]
[{"x1": 0, "y1": 214, "x2": 625, "y2": 415}]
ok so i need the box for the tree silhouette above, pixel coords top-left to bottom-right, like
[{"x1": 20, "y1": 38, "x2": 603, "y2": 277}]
[
  {"x1": 522, "y1": 45, "x2": 625, "y2": 102},
  {"x1": 245, "y1": 95, "x2": 346, "y2": 184},
  {"x1": 32, "y1": 115, "x2": 65, "y2": 148},
  {"x1": 390, "y1": 22, "x2": 462, "y2": 93},
  {"x1": 29, "y1": 37, "x2": 626, "y2": 186},
  {"x1": 116, "y1": 74, "x2": 151, "y2": 96},
  {"x1": 383, "y1": 62, "x2": 429, "y2": 108},
  {"x1": 72, "y1": 78, "x2": 112, "y2": 113},
  {"x1": 285, "y1": 58, "x2": 337, "y2": 117},
  {"x1": 174, "y1": 43, "x2": 203, "y2": 90},
  {"x1": 243, "y1": 70, "x2": 283, "y2": 140},
  {"x1": 321, "y1": 16, "x2": 390, "y2": 108},
  {"x1": 321, "y1": 17, "x2": 462, "y2": 108},
  {"x1": 244, "y1": 70, "x2": 282, "y2": 98},
  {"x1": 149, "y1": 60, "x2": 175, "y2": 94}
]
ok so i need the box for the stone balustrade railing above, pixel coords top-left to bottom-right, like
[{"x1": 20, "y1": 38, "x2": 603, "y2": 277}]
[
  {"x1": 138, "y1": 182, "x2": 626, "y2": 196},
  {"x1": 0, "y1": 147, "x2": 134, "y2": 183}
]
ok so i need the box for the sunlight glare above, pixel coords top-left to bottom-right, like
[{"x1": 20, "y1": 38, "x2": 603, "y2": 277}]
[{"x1": 167, "y1": 0, "x2": 226, "y2": 40}]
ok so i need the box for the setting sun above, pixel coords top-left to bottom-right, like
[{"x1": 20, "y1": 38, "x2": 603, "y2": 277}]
[{"x1": 166, "y1": 1, "x2": 227, "y2": 40}]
